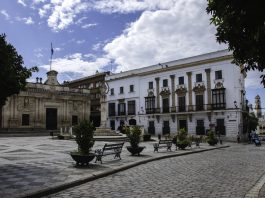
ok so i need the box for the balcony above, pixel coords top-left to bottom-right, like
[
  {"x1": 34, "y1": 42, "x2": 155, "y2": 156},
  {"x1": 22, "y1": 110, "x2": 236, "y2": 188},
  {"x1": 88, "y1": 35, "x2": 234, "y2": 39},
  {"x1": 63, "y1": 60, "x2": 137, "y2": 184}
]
[{"x1": 143, "y1": 103, "x2": 226, "y2": 115}]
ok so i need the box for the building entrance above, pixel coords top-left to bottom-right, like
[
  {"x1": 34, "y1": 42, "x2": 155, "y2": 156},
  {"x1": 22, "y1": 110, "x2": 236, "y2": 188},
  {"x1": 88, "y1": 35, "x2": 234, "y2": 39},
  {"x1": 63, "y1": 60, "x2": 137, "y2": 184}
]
[{"x1": 46, "y1": 108, "x2": 57, "y2": 130}]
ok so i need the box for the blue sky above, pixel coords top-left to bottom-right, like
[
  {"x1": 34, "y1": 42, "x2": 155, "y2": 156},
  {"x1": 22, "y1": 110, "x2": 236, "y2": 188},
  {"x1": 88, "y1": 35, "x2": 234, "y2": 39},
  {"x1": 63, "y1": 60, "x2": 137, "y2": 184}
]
[{"x1": 0, "y1": 0, "x2": 264, "y2": 109}]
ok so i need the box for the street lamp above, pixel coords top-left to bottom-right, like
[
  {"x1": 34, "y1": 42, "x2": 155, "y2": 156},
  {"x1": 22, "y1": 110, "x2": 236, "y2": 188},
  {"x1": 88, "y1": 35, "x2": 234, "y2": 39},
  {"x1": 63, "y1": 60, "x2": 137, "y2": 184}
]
[{"x1": 234, "y1": 101, "x2": 238, "y2": 108}]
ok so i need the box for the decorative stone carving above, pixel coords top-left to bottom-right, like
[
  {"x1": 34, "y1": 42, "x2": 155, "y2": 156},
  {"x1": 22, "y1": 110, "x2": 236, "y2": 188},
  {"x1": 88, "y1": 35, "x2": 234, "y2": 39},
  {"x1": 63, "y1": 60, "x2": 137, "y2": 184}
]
[
  {"x1": 193, "y1": 83, "x2": 206, "y2": 94},
  {"x1": 175, "y1": 86, "x2": 187, "y2": 96},
  {"x1": 147, "y1": 89, "x2": 155, "y2": 97},
  {"x1": 160, "y1": 87, "x2": 171, "y2": 97},
  {"x1": 214, "y1": 81, "x2": 224, "y2": 89}
]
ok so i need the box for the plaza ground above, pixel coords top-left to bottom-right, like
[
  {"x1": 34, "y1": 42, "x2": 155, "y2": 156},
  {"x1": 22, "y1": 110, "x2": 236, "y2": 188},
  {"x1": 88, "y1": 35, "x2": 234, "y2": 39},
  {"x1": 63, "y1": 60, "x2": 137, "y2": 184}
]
[{"x1": 0, "y1": 137, "x2": 265, "y2": 197}]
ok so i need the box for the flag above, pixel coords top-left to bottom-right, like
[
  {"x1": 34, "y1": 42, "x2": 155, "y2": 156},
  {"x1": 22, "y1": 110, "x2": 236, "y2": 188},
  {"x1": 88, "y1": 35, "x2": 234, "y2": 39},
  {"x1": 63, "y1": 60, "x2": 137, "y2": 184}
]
[{"x1": 51, "y1": 42, "x2": 54, "y2": 56}]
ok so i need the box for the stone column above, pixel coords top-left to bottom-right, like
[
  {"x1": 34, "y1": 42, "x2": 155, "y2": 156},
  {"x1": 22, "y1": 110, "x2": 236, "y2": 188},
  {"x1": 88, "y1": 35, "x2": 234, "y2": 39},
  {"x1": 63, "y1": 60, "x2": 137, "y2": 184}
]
[
  {"x1": 186, "y1": 72, "x2": 192, "y2": 111},
  {"x1": 205, "y1": 69, "x2": 212, "y2": 110},
  {"x1": 155, "y1": 77, "x2": 160, "y2": 112},
  {"x1": 170, "y1": 75, "x2": 176, "y2": 112}
]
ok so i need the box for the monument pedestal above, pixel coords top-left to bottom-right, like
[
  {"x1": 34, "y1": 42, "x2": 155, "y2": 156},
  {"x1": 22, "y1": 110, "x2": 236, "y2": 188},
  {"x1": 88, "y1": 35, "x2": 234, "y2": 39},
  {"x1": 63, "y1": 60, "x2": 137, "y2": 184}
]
[{"x1": 94, "y1": 127, "x2": 121, "y2": 136}]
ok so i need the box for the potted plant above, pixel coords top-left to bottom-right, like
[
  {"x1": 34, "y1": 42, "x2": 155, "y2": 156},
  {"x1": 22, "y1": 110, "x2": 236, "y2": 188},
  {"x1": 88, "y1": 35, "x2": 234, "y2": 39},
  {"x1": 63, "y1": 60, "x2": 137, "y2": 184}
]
[
  {"x1": 126, "y1": 125, "x2": 145, "y2": 156},
  {"x1": 177, "y1": 128, "x2": 190, "y2": 150},
  {"x1": 206, "y1": 130, "x2": 218, "y2": 146},
  {"x1": 70, "y1": 120, "x2": 96, "y2": 166},
  {"x1": 194, "y1": 135, "x2": 201, "y2": 147}
]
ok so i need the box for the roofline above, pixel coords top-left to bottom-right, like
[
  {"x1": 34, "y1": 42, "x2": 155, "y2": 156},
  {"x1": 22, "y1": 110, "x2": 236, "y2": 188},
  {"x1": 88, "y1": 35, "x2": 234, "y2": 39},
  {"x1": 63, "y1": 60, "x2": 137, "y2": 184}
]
[
  {"x1": 67, "y1": 71, "x2": 110, "y2": 84},
  {"x1": 106, "y1": 49, "x2": 232, "y2": 81}
]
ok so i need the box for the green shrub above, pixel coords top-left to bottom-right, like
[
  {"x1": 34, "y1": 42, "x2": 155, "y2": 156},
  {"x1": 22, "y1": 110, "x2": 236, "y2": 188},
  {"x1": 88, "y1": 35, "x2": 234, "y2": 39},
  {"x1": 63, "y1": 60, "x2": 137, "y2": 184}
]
[
  {"x1": 177, "y1": 128, "x2": 191, "y2": 149},
  {"x1": 206, "y1": 130, "x2": 218, "y2": 146},
  {"x1": 126, "y1": 125, "x2": 142, "y2": 148},
  {"x1": 73, "y1": 120, "x2": 95, "y2": 155}
]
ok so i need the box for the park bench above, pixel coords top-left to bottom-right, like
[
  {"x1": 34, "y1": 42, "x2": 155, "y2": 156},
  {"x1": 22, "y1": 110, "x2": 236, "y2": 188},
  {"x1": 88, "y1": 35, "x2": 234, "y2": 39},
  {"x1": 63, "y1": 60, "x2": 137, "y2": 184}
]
[
  {"x1": 95, "y1": 142, "x2": 124, "y2": 164},
  {"x1": 153, "y1": 139, "x2": 173, "y2": 152}
]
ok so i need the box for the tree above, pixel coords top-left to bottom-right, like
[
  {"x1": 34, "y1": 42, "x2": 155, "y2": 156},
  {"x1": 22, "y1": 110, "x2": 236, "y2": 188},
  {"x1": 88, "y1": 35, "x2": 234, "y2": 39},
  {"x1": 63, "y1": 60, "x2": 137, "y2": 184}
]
[
  {"x1": 0, "y1": 34, "x2": 37, "y2": 127},
  {"x1": 248, "y1": 112, "x2": 259, "y2": 133},
  {"x1": 206, "y1": 1, "x2": 265, "y2": 86}
]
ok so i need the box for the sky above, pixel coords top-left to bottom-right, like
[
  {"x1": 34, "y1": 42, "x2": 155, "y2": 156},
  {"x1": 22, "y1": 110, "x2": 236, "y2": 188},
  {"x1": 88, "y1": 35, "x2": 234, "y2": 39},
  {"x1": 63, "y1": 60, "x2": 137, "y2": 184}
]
[{"x1": 0, "y1": 0, "x2": 264, "y2": 109}]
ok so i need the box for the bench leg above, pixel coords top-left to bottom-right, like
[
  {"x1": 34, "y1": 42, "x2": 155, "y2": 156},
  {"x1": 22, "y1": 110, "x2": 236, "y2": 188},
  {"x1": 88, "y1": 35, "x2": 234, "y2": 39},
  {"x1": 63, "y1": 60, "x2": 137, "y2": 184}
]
[
  {"x1": 95, "y1": 155, "x2": 102, "y2": 164},
  {"x1": 154, "y1": 147, "x2": 158, "y2": 152},
  {"x1": 167, "y1": 146, "x2": 172, "y2": 151},
  {"x1": 114, "y1": 152, "x2": 121, "y2": 160}
]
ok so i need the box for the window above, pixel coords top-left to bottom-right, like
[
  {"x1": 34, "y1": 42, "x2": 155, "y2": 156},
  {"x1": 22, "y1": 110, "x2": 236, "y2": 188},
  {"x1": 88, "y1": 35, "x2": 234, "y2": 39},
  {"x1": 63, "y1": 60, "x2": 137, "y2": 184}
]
[
  {"x1": 148, "y1": 81, "x2": 153, "y2": 89},
  {"x1": 196, "y1": 73, "x2": 202, "y2": 82},
  {"x1": 128, "y1": 101, "x2": 136, "y2": 115},
  {"x1": 212, "y1": 89, "x2": 226, "y2": 110},
  {"x1": 108, "y1": 103, "x2": 116, "y2": 116},
  {"x1": 22, "y1": 114, "x2": 29, "y2": 126},
  {"x1": 148, "y1": 121, "x2": 155, "y2": 134},
  {"x1": 163, "y1": 121, "x2": 170, "y2": 135},
  {"x1": 179, "y1": 76, "x2": 184, "y2": 85},
  {"x1": 129, "y1": 85, "x2": 134, "y2": 92},
  {"x1": 196, "y1": 120, "x2": 205, "y2": 135},
  {"x1": 72, "y1": 115, "x2": 78, "y2": 126},
  {"x1": 110, "y1": 88, "x2": 114, "y2": 95},
  {"x1": 145, "y1": 96, "x2": 155, "y2": 114},
  {"x1": 120, "y1": 87, "x2": 124, "y2": 94},
  {"x1": 178, "y1": 96, "x2": 186, "y2": 112},
  {"x1": 162, "y1": 98, "x2": 169, "y2": 113},
  {"x1": 163, "y1": 79, "x2": 168, "y2": 87},
  {"x1": 118, "y1": 103, "x2": 126, "y2": 115},
  {"x1": 215, "y1": 70, "x2": 222, "y2": 80},
  {"x1": 196, "y1": 94, "x2": 204, "y2": 111}
]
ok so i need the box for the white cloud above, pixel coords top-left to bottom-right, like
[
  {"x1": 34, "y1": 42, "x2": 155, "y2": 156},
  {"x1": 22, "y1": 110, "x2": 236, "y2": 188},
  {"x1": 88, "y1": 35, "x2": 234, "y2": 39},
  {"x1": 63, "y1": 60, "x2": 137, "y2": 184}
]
[
  {"x1": 42, "y1": 0, "x2": 90, "y2": 31},
  {"x1": 0, "y1": 10, "x2": 10, "y2": 20},
  {"x1": 103, "y1": 0, "x2": 225, "y2": 72},
  {"x1": 16, "y1": 16, "x2": 35, "y2": 25},
  {"x1": 245, "y1": 71, "x2": 265, "y2": 89},
  {"x1": 92, "y1": 0, "x2": 177, "y2": 13},
  {"x1": 92, "y1": 42, "x2": 103, "y2": 51},
  {"x1": 18, "y1": 0, "x2": 27, "y2": 7},
  {"x1": 76, "y1": 16, "x2": 87, "y2": 24},
  {"x1": 54, "y1": 47, "x2": 62, "y2": 52},
  {"x1": 81, "y1": 23, "x2": 97, "y2": 29},
  {"x1": 39, "y1": 4, "x2": 51, "y2": 18},
  {"x1": 40, "y1": 53, "x2": 110, "y2": 76},
  {"x1": 76, "y1": 40, "x2": 85, "y2": 44}
]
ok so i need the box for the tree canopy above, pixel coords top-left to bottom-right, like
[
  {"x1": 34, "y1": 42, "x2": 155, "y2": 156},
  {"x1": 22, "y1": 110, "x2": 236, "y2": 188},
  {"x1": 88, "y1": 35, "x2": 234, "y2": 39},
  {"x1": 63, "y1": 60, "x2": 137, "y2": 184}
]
[
  {"x1": 206, "y1": 0, "x2": 265, "y2": 87},
  {"x1": 0, "y1": 34, "x2": 37, "y2": 106}
]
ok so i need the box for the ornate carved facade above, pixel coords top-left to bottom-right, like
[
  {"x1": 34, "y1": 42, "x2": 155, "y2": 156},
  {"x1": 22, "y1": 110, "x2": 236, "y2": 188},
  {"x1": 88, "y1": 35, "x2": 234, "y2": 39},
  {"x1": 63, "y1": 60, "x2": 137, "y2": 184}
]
[{"x1": 1, "y1": 70, "x2": 90, "y2": 131}]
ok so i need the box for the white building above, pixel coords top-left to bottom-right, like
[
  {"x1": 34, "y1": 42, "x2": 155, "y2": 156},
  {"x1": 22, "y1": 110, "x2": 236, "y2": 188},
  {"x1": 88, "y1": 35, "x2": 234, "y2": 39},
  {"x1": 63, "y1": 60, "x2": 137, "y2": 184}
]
[{"x1": 106, "y1": 50, "x2": 247, "y2": 141}]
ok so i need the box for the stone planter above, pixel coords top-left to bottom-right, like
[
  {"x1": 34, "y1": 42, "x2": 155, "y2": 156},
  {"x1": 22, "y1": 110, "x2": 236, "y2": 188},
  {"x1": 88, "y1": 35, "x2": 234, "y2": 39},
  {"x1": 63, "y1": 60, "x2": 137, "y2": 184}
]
[
  {"x1": 207, "y1": 139, "x2": 218, "y2": 146},
  {"x1": 126, "y1": 146, "x2": 145, "y2": 156},
  {"x1": 177, "y1": 143, "x2": 189, "y2": 150},
  {"x1": 70, "y1": 152, "x2": 95, "y2": 166}
]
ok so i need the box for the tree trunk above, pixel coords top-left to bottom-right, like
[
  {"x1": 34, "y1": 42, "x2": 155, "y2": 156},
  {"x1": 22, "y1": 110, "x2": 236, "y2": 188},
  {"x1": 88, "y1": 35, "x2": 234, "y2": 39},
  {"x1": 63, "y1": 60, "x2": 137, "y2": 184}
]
[{"x1": 0, "y1": 105, "x2": 2, "y2": 128}]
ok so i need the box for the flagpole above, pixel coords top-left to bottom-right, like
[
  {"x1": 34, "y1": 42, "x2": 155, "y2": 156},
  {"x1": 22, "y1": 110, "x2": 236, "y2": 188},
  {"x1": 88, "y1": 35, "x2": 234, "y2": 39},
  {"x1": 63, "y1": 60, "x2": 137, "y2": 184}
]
[{"x1": 50, "y1": 42, "x2": 53, "y2": 71}]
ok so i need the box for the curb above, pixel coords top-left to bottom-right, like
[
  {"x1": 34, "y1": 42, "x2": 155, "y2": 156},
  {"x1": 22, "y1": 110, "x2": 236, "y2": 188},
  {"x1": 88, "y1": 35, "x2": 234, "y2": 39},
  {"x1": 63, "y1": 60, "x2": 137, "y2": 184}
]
[
  {"x1": 245, "y1": 172, "x2": 265, "y2": 198},
  {"x1": 21, "y1": 145, "x2": 229, "y2": 198}
]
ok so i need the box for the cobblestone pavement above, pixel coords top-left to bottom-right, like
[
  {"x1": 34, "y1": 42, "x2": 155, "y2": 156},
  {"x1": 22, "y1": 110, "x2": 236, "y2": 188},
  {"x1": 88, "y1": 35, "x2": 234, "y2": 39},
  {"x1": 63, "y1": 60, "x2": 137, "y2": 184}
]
[
  {"x1": 47, "y1": 144, "x2": 265, "y2": 198},
  {"x1": 0, "y1": 136, "x2": 225, "y2": 198}
]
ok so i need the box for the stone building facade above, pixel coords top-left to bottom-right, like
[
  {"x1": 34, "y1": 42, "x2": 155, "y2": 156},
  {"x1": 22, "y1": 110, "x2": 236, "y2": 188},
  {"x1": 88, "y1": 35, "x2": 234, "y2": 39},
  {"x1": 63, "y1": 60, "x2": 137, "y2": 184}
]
[
  {"x1": 0, "y1": 70, "x2": 90, "y2": 132},
  {"x1": 66, "y1": 72, "x2": 110, "y2": 127}
]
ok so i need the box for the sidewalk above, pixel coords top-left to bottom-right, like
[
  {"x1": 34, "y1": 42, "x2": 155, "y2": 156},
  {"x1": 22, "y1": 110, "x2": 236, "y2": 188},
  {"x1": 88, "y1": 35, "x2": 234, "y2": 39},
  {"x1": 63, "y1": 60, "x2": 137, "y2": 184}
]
[{"x1": 0, "y1": 137, "x2": 228, "y2": 198}]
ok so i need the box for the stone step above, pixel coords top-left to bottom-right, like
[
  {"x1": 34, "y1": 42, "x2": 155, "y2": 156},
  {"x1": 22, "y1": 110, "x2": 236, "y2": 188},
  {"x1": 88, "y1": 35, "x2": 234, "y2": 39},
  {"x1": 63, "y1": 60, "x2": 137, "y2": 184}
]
[{"x1": 0, "y1": 129, "x2": 60, "y2": 137}]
